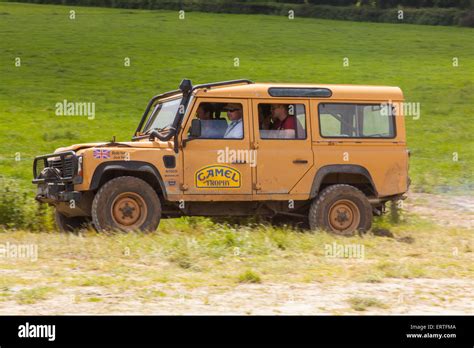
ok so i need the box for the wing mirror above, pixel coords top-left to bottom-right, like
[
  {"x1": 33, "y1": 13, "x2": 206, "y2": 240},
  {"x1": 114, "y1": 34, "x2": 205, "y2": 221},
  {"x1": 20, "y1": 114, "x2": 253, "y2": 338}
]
[
  {"x1": 190, "y1": 119, "x2": 201, "y2": 138},
  {"x1": 182, "y1": 119, "x2": 201, "y2": 148}
]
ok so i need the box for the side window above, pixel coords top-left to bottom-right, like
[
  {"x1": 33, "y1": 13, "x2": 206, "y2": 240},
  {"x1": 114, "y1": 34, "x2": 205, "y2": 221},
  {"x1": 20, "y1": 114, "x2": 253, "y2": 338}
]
[
  {"x1": 188, "y1": 102, "x2": 244, "y2": 139},
  {"x1": 319, "y1": 103, "x2": 395, "y2": 138},
  {"x1": 361, "y1": 104, "x2": 392, "y2": 137},
  {"x1": 258, "y1": 103, "x2": 306, "y2": 139}
]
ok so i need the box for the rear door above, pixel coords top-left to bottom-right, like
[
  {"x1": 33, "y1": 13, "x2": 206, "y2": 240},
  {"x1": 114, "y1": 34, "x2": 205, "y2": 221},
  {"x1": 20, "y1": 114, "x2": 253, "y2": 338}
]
[{"x1": 251, "y1": 99, "x2": 314, "y2": 194}]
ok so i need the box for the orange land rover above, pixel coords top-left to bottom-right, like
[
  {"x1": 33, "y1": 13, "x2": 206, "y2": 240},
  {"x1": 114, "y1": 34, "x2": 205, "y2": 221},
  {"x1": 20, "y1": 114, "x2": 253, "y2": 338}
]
[{"x1": 33, "y1": 79, "x2": 410, "y2": 235}]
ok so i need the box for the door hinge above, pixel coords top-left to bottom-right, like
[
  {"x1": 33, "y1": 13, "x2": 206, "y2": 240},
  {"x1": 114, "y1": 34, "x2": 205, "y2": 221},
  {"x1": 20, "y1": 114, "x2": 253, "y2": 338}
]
[{"x1": 181, "y1": 184, "x2": 188, "y2": 191}]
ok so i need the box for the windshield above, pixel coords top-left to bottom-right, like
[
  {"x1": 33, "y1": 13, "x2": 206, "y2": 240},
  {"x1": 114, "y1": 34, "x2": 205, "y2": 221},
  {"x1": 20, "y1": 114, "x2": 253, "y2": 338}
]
[{"x1": 143, "y1": 98, "x2": 182, "y2": 132}]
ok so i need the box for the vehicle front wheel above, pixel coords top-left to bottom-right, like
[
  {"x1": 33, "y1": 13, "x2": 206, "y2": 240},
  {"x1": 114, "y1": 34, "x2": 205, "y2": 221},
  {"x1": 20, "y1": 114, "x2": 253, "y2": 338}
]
[
  {"x1": 54, "y1": 211, "x2": 90, "y2": 233},
  {"x1": 91, "y1": 176, "x2": 161, "y2": 232},
  {"x1": 308, "y1": 184, "x2": 372, "y2": 236}
]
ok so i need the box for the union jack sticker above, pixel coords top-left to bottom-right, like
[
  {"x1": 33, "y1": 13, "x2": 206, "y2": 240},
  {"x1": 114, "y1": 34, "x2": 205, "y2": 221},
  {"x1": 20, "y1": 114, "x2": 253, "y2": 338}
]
[{"x1": 93, "y1": 149, "x2": 110, "y2": 159}]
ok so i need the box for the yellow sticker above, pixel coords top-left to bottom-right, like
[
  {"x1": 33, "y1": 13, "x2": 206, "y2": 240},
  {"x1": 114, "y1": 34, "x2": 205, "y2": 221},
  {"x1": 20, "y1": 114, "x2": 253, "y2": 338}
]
[{"x1": 195, "y1": 165, "x2": 241, "y2": 188}]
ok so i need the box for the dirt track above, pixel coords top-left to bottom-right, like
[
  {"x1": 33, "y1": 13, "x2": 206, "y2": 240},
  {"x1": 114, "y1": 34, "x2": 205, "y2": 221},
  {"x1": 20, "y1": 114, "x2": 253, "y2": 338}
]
[
  {"x1": 406, "y1": 192, "x2": 474, "y2": 229},
  {"x1": 0, "y1": 192, "x2": 472, "y2": 315},
  {"x1": 2, "y1": 278, "x2": 472, "y2": 315}
]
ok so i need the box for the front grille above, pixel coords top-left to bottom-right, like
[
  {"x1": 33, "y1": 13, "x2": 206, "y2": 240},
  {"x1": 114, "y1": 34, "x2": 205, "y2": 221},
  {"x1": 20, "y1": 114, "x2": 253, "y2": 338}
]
[
  {"x1": 49, "y1": 156, "x2": 75, "y2": 178},
  {"x1": 33, "y1": 151, "x2": 77, "y2": 182},
  {"x1": 34, "y1": 158, "x2": 47, "y2": 178}
]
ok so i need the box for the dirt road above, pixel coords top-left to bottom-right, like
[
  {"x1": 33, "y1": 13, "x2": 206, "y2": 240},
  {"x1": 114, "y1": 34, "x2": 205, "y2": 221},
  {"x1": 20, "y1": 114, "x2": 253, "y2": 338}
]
[
  {"x1": 406, "y1": 192, "x2": 474, "y2": 229},
  {"x1": 2, "y1": 278, "x2": 472, "y2": 315},
  {"x1": 0, "y1": 192, "x2": 472, "y2": 315}
]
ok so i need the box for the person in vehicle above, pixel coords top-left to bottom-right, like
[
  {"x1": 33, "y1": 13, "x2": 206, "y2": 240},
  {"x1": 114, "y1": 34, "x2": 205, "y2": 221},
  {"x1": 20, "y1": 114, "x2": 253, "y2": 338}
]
[
  {"x1": 223, "y1": 103, "x2": 243, "y2": 139},
  {"x1": 270, "y1": 104, "x2": 296, "y2": 131},
  {"x1": 196, "y1": 104, "x2": 212, "y2": 121},
  {"x1": 195, "y1": 103, "x2": 227, "y2": 138}
]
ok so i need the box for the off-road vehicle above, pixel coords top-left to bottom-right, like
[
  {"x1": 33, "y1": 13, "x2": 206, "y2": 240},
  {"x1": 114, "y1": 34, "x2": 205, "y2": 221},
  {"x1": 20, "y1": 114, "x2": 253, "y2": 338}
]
[{"x1": 33, "y1": 79, "x2": 409, "y2": 235}]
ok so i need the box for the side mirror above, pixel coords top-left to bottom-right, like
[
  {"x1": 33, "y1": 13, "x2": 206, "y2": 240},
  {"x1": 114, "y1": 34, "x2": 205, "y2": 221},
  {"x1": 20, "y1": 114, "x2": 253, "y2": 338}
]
[{"x1": 190, "y1": 119, "x2": 202, "y2": 138}]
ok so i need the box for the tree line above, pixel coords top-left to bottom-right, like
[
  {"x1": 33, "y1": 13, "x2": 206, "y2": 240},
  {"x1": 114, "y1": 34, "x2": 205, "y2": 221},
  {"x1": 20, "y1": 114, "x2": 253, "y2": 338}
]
[{"x1": 269, "y1": 0, "x2": 472, "y2": 9}]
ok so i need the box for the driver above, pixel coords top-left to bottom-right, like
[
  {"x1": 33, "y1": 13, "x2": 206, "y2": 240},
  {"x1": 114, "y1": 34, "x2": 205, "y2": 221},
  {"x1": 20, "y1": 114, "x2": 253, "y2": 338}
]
[
  {"x1": 195, "y1": 103, "x2": 226, "y2": 138},
  {"x1": 196, "y1": 104, "x2": 212, "y2": 121}
]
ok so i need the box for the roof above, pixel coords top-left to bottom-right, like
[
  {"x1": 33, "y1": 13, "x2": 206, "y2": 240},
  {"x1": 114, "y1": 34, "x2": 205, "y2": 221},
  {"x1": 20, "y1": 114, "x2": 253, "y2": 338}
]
[{"x1": 193, "y1": 82, "x2": 403, "y2": 101}]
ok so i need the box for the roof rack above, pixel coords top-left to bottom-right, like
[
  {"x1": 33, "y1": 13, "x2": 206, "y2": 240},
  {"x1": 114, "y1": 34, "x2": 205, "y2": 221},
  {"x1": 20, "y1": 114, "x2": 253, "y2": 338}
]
[{"x1": 192, "y1": 79, "x2": 253, "y2": 92}]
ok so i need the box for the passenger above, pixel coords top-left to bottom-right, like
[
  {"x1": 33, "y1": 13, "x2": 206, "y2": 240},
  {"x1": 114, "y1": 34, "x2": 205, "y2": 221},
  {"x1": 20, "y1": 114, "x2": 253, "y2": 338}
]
[
  {"x1": 270, "y1": 104, "x2": 296, "y2": 131},
  {"x1": 223, "y1": 103, "x2": 243, "y2": 139}
]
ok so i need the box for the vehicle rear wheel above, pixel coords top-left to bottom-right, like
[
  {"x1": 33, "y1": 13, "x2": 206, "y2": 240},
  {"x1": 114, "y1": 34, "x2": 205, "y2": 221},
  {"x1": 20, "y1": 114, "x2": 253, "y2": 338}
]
[
  {"x1": 54, "y1": 210, "x2": 90, "y2": 233},
  {"x1": 91, "y1": 176, "x2": 161, "y2": 232},
  {"x1": 309, "y1": 184, "x2": 372, "y2": 236}
]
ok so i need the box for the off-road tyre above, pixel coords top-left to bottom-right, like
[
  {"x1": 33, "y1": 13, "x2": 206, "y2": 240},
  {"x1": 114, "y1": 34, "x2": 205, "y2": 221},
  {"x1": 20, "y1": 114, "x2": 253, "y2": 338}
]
[
  {"x1": 309, "y1": 184, "x2": 372, "y2": 236},
  {"x1": 91, "y1": 176, "x2": 161, "y2": 232}
]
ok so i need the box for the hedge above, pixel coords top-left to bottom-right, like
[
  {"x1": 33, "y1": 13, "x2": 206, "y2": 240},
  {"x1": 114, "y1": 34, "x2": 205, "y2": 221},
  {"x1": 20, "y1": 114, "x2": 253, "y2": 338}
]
[
  {"x1": 6, "y1": 0, "x2": 474, "y2": 26},
  {"x1": 0, "y1": 177, "x2": 54, "y2": 231}
]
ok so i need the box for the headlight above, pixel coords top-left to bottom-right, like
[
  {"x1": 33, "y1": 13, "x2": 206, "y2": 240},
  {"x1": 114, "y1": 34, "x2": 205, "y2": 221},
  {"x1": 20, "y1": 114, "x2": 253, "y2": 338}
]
[{"x1": 77, "y1": 156, "x2": 83, "y2": 177}]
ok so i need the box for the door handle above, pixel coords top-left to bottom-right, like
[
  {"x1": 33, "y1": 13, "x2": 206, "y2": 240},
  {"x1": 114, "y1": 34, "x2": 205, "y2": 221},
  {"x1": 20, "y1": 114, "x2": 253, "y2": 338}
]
[{"x1": 293, "y1": 159, "x2": 308, "y2": 164}]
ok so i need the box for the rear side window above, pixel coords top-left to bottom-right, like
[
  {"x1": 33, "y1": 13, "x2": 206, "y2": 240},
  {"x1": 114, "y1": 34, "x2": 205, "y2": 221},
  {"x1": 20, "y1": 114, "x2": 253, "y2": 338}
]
[
  {"x1": 318, "y1": 103, "x2": 395, "y2": 138},
  {"x1": 257, "y1": 103, "x2": 306, "y2": 139}
]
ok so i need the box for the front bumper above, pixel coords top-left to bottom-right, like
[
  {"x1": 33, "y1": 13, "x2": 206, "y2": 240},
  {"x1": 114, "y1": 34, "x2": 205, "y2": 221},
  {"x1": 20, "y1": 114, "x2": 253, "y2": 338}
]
[
  {"x1": 32, "y1": 151, "x2": 82, "y2": 204},
  {"x1": 35, "y1": 183, "x2": 81, "y2": 204}
]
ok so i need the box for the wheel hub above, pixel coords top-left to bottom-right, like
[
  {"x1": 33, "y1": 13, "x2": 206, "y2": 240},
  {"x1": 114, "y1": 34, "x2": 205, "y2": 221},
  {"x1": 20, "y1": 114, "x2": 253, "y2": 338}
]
[
  {"x1": 328, "y1": 199, "x2": 360, "y2": 233},
  {"x1": 119, "y1": 200, "x2": 137, "y2": 220},
  {"x1": 334, "y1": 208, "x2": 350, "y2": 224},
  {"x1": 111, "y1": 192, "x2": 147, "y2": 229}
]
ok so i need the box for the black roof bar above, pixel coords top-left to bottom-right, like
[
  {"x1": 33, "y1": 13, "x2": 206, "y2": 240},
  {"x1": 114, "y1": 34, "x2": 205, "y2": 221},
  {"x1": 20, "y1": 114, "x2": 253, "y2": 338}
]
[{"x1": 192, "y1": 79, "x2": 253, "y2": 92}]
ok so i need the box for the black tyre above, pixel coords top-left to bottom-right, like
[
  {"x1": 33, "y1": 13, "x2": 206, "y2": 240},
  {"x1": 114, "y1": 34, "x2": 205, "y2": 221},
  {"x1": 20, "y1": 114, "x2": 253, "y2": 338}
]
[
  {"x1": 309, "y1": 184, "x2": 372, "y2": 236},
  {"x1": 55, "y1": 210, "x2": 90, "y2": 233},
  {"x1": 91, "y1": 176, "x2": 161, "y2": 232}
]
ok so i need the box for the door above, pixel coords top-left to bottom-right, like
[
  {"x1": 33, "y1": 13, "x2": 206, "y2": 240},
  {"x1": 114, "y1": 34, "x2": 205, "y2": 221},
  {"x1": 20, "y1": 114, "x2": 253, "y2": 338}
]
[
  {"x1": 181, "y1": 98, "x2": 253, "y2": 196},
  {"x1": 313, "y1": 100, "x2": 408, "y2": 196},
  {"x1": 252, "y1": 99, "x2": 314, "y2": 194}
]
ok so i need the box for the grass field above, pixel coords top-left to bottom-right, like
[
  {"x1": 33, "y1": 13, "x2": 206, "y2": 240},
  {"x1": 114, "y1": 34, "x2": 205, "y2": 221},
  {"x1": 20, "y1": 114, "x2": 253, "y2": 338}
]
[
  {"x1": 0, "y1": 213, "x2": 473, "y2": 314},
  {"x1": 0, "y1": 3, "x2": 473, "y2": 314},
  {"x1": 0, "y1": 2, "x2": 473, "y2": 192}
]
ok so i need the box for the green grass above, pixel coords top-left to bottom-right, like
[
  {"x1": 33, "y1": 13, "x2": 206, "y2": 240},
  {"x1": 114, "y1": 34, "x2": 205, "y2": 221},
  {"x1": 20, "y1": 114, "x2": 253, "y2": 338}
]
[
  {"x1": 0, "y1": 214, "x2": 471, "y2": 310},
  {"x1": 0, "y1": 3, "x2": 472, "y2": 192},
  {"x1": 237, "y1": 269, "x2": 262, "y2": 284},
  {"x1": 347, "y1": 296, "x2": 388, "y2": 311},
  {"x1": 16, "y1": 286, "x2": 56, "y2": 304},
  {"x1": 0, "y1": 214, "x2": 472, "y2": 290},
  {"x1": 86, "y1": 297, "x2": 102, "y2": 302}
]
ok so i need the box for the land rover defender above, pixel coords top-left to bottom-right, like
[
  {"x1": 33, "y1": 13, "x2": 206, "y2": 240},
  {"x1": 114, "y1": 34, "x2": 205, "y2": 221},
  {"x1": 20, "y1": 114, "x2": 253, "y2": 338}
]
[{"x1": 33, "y1": 79, "x2": 409, "y2": 235}]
